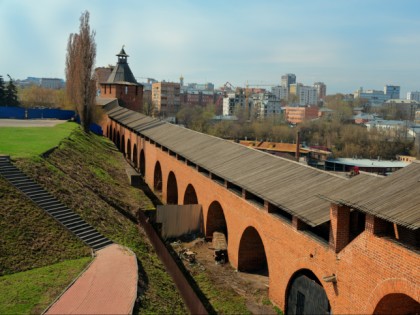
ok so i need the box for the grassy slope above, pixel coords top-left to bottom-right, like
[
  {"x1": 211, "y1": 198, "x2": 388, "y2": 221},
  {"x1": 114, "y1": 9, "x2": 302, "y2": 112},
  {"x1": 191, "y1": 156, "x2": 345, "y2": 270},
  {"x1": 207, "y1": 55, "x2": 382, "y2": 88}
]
[
  {"x1": 0, "y1": 177, "x2": 91, "y2": 275},
  {"x1": 14, "y1": 128, "x2": 186, "y2": 314},
  {"x1": 0, "y1": 122, "x2": 78, "y2": 158},
  {"x1": 0, "y1": 257, "x2": 91, "y2": 314}
]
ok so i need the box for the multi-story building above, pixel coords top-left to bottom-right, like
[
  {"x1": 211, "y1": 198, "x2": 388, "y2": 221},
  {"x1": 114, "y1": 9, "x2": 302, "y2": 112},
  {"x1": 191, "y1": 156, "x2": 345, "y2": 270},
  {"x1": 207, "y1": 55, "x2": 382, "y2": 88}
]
[
  {"x1": 271, "y1": 85, "x2": 288, "y2": 101},
  {"x1": 384, "y1": 85, "x2": 400, "y2": 100},
  {"x1": 354, "y1": 87, "x2": 389, "y2": 106},
  {"x1": 290, "y1": 83, "x2": 318, "y2": 106},
  {"x1": 313, "y1": 82, "x2": 327, "y2": 101},
  {"x1": 284, "y1": 106, "x2": 319, "y2": 124},
  {"x1": 222, "y1": 90, "x2": 253, "y2": 117},
  {"x1": 40, "y1": 78, "x2": 64, "y2": 89},
  {"x1": 384, "y1": 99, "x2": 419, "y2": 121},
  {"x1": 281, "y1": 73, "x2": 296, "y2": 89},
  {"x1": 98, "y1": 47, "x2": 143, "y2": 112},
  {"x1": 251, "y1": 92, "x2": 282, "y2": 119},
  {"x1": 407, "y1": 91, "x2": 420, "y2": 102},
  {"x1": 152, "y1": 81, "x2": 181, "y2": 116},
  {"x1": 355, "y1": 85, "x2": 400, "y2": 106}
]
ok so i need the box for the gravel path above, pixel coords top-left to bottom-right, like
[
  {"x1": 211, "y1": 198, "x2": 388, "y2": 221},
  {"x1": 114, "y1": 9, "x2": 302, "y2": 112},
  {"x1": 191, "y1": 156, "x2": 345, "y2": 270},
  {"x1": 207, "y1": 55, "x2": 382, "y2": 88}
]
[{"x1": 0, "y1": 119, "x2": 68, "y2": 127}]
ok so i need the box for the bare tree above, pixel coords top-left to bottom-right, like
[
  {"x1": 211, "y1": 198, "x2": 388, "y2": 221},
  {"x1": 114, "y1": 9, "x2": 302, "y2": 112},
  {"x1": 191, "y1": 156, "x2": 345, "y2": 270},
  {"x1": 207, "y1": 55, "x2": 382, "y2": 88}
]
[{"x1": 65, "y1": 11, "x2": 96, "y2": 132}]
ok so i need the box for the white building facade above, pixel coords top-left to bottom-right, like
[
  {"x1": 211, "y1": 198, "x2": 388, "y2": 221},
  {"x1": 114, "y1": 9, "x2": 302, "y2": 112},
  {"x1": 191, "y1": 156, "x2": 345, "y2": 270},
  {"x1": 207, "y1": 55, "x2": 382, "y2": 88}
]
[
  {"x1": 251, "y1": 92, "x2": 282, "y2": 119},
  {"x1": 407, "y1": 91, "x2": 420, "y2": 102}
]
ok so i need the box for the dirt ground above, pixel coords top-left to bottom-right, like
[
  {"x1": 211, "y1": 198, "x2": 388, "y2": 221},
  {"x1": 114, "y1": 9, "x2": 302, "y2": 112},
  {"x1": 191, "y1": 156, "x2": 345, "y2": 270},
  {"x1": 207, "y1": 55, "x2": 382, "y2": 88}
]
[
  {"x1": 0, "y1": 119, "x2": 67, "y2": 127},
  {"x1": 170, "y1": 238, "x2": 277, "y2": 315}
]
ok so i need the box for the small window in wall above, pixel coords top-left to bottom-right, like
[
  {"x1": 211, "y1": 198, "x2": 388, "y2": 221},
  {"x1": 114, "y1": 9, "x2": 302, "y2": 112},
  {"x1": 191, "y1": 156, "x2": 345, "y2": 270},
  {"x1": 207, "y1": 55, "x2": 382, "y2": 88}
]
[
  {"x1": 349, "y1": 210, "x2": 366, "y2": 242},
  {"x1": 211, "y1": 173, "x2": 225, "y2": 186},
  {"x1": 267, "y1": 203, "x2": 292, "y2": 223},
  {"x1": 227, "y1": 181, "x2": 242, "y2": 197},
  {"x1": 187, "y1": 160, "x2": 196, "y2": 169},
  {"x1": 198, "y1": 166, "x2": 210, "y2": 177},
  {"x1": 245, "y1": 190, "x2": 264, "y2": 208},
  {"x1": 125, "y1": 86, "x2": 128, "y2": 95}
]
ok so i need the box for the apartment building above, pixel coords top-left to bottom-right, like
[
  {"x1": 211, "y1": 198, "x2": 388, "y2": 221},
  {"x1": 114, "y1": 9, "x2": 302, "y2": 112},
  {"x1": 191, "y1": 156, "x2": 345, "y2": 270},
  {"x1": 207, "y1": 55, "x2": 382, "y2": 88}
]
[
  {"x1": 284, "y1": 106, "x2": 319, "y2": 124},
  {"x1": 152, "y1": 81, "x2": 181, "y2": 116}
]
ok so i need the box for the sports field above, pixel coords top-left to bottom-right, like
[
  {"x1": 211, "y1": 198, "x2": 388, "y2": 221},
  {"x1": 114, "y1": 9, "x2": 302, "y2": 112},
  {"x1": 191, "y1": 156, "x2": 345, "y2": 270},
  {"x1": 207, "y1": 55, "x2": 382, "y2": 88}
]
[{"x1": 0, "y1": 121, "x2": 79, "y2": 158}]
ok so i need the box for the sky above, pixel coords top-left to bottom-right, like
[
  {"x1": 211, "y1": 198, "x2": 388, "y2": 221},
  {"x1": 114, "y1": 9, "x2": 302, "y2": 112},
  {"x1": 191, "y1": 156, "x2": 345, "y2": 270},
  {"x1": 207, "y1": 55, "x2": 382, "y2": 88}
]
[{"x1": 0, "y1": 0, "x2": 419, "y2": 96}]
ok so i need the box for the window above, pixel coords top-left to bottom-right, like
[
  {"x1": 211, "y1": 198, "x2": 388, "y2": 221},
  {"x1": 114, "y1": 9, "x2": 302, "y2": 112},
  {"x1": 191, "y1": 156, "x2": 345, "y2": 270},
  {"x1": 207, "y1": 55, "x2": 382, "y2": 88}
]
[{"x1": 125, "y1": 86, "x2": 128, "y2": 95}]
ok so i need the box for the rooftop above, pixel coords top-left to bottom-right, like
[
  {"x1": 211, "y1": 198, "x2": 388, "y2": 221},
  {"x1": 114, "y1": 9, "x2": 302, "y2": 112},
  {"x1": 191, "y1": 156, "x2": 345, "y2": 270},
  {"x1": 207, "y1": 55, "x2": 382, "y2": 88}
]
[
  {"x1": 107, "y1": 105, "x2": 419, "y2": 231},
  {"x1": 321, "y1": 161, "x2": 420, "y2": 230},
  {"x1": 327, "y1": 158, "x2": 409, "y2": 168}
]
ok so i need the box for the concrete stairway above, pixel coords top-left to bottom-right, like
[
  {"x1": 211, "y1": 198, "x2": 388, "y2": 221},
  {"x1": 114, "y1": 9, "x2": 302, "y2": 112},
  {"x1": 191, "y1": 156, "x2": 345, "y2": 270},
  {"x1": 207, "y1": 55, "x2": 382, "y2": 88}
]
[{"x1": 0, "y1": 155, "x2": 113, "y2": 251}]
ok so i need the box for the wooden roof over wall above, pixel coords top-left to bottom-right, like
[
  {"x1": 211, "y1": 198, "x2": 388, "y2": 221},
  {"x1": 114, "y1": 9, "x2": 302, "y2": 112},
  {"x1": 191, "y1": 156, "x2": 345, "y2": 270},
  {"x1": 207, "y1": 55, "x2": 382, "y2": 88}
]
[{"x1": 107, "y1": 106, "x2": 418, "y2": 230}]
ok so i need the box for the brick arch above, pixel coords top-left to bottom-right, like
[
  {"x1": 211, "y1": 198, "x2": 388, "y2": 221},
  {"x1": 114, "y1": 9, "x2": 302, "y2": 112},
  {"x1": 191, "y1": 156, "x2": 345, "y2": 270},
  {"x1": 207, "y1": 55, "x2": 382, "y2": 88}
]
[
  {"x1": 285, "y1": 268, "x2": 330, "y2": 314},
  {"x1": 206, "y1": 201, "x2": 228, "y2": 241},
  {"x1": 365, "y1": 278, "x2": 419, "y2": 314},
  {"x1": 183, "y1": 184, "x2": 198, "y2": 205},
  {"x1": 127, "y1": 138, "x2": 131, "y2": 160},
  {"x1": 166, "y1": 171, "x2": 178, "y2": 204},
  {"x1": 153, "y1": 161, "x2": 162, "y2": 192},
  {"x1": 374, "y1": 293, "x2": 419, "y2": 314},
  {"x1": 237, "y1": 226, "x2": 268, "y2": 274},
  {"x1": 121, "y1": 134, "x2": 125, "y2": 154},
  {"x1": 140, "y1": 149, "x2": 145, "y2": 176},
  {"x1": 116, "y1": 131, "x2": 120, "y2": 148},
  {"x1": 133, "y1": 143, "x2": 138, "y2": 168}
]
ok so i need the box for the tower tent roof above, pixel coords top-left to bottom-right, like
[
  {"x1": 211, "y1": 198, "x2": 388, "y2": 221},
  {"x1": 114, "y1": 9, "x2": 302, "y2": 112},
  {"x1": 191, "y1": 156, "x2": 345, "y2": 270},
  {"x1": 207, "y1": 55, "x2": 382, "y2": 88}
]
[{"x1": 105, "y1": 47, "x2": 138, "y2": 85}]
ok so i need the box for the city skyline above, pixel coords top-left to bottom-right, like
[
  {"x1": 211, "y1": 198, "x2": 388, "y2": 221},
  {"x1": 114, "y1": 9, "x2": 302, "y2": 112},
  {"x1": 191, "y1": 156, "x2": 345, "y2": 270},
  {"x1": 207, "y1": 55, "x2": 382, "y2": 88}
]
[{"x1": 1, "y1": 0, "x2": 419, "y2": 96}]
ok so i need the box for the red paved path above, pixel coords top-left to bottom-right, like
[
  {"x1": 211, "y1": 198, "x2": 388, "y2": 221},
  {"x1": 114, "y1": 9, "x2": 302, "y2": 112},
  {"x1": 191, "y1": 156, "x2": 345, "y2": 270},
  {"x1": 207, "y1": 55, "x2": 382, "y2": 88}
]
[{"x1": 46, "y1": 244, "x2": 137, "y2": 314}]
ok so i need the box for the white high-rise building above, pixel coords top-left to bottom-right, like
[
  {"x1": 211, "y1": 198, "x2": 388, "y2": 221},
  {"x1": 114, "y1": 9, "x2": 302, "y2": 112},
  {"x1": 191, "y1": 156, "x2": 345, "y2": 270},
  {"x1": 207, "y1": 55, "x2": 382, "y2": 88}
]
[
  {"x1": 313, "y1": 82, "x2": 327, "y2": 101},
  {"x1": 407, "y1": 91, "x2": 420, "y2": 102},
  {"x1": 222, "y1": 91, "x2": 253, "y2": 116}
]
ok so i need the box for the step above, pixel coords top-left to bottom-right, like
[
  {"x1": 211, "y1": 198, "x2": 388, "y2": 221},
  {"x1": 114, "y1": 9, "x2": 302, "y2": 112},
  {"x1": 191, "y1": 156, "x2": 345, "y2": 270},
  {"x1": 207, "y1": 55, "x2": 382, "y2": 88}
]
[
  {"x1": 69, "y1": 225, "x2": 94, "y2": 234},
  {"x1": 88, "y1": 237, "x2": 111, "y2": 247},
  {"x1": 60, "y1": 217, "x2": 83, "y2": 226},
  {"x1": 1, "y1": 169, "x2": 28, "y2": 178},
  {"x1": 30, "y1": 195, "x2": 57, "y2": 203},
  {"x1": 54, "y1": 212, "x2": 78, "y2": 221},
  {"x1": 14, "y1": 182, "x2": 37, "y2": 189},
  {"x1": 0, "y1": 168, "x2": 19, "y2": 173},
  {"x1": 48, "y1": 209, "x2": 73, "y2": 217},
  {"x1": 36, "y1": 200, "x2": 63, "y2": 208},
  {"x1": 44, "y1": 204, "x2": 68, "y2": 212},
  {"x1": 27, "y1": 192, "x2": 51, "y2": 199},
  {"x1": 64, "y1": 221, "x2": 89, "y2": 229},
  {"x1": 5, "y1": 175, "x2": 30, "y2": 182},
  {"x1": 81, "y1": 234, "x2": 104, "y2": 243},
  {"x1": 77, "y1": 229, "x2": 101, "y2": 238},
  {"x1": 19, "y1": 186, "x2": 44, "y2": 194},
  {"x1": 91, "y1": 239, "x2": 113, "y2": 251},
  {"x1": 9, "y1": 178, "x2": 33, "y2": 185}
]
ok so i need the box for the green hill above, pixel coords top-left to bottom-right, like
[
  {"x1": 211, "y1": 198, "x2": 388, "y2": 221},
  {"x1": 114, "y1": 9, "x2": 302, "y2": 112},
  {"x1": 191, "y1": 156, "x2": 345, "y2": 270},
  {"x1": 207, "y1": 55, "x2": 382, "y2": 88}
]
[{"x1": 1, "y1": 126, "x2": 186, "y2": 314}]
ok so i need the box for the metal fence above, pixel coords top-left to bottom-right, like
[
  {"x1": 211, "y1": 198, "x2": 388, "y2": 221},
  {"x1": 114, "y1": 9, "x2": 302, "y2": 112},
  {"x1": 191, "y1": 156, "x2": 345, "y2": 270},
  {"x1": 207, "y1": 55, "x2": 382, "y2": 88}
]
[
  {"x1": 0, "y1": 106, "x2": 75, "y2": 120},
  {"x1": 137, "y1": 211, "x2": 208, "y2": 315}
]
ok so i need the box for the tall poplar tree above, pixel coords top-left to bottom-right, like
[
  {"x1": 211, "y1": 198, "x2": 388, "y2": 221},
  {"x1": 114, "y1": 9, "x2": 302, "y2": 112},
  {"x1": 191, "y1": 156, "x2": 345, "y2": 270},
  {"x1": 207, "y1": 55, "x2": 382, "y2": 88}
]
[{"x1": 65, "y1": 10, "x2": 97, "y2": 132}]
